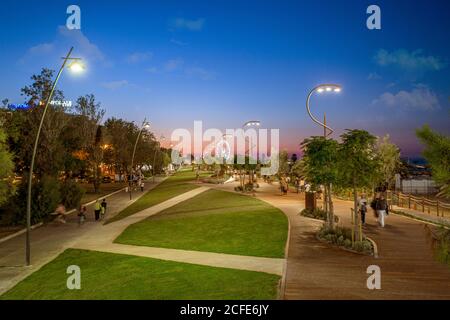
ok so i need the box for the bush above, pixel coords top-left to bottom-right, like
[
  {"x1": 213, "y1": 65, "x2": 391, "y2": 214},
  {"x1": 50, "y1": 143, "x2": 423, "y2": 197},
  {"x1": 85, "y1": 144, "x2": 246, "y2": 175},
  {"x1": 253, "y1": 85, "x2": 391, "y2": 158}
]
[
  {"x1": 300, "y1": 208, "x2": 339, "y2": 223},
  {"x1": 318, "y1": 224, "x2": 373, "y2": 255},
  {"x1": 60, "y1": 179, "x2": 85, "y2": 210},
  {"x1": 0, "y1": 175, "x2": 76, "y2": 226}
]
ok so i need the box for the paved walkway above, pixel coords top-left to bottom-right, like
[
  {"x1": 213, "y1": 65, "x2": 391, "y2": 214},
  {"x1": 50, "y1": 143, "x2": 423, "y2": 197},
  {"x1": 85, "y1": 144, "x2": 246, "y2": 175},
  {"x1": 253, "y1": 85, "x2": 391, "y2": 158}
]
[
  {"x1": 0, "y1": 177, "x2": 166, "y2": 295},
  {"x1": 209, "y1": 181, "x2": 450, "y2": 299}
]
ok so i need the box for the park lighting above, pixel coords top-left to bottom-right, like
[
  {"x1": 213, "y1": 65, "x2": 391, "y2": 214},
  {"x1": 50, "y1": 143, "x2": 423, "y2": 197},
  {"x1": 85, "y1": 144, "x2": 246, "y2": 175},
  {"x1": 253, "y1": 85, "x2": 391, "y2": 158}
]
[
  {"x1": 129, "y1": 118, "x2": 150, "y2": 200},
  {"x1": 68, "y1": 60, "x2": 84, "y2": 73},
  {"x1": 26, "y1": 47, "x2": 83, "y2": 266},
  {"x1": 306, "y1": 83, "x2": 342, "y2": 137}
]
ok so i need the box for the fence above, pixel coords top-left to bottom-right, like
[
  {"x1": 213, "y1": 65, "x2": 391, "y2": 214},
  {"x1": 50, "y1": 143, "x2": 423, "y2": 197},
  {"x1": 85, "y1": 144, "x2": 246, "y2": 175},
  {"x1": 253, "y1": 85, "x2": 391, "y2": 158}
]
[{"x1": 388, "y1": 191, "x2": 450, "y2": 218}]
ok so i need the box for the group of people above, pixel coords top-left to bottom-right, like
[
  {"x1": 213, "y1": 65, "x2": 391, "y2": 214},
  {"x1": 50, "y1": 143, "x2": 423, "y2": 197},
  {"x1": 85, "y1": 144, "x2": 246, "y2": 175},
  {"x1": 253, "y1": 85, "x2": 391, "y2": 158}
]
[
  {"x1": 358, "y1": 193, "x2": 389, "y2": 227},
  {"x1": 76, "y1": 198, "x2": 107, "y2": 225}
]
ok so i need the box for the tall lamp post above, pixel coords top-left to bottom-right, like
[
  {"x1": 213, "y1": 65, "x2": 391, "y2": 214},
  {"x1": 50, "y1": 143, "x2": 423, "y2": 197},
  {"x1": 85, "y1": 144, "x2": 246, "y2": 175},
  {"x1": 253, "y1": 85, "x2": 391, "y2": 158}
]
[
  {"x1": 26, "y1": 46, "x2": 84, "y2": 266},
  {"x1": 305, "y1": 83, "x2": 342, "y2": 212},
  {"x1": 152, "y1": 135, "x2": 165, "y2": 183},
  {"x1": 129, "y1": 118, "x2": 150, "y2": 200},
  {"x1": 306, "y1": 84, "x2": 341, "y2": 138}
]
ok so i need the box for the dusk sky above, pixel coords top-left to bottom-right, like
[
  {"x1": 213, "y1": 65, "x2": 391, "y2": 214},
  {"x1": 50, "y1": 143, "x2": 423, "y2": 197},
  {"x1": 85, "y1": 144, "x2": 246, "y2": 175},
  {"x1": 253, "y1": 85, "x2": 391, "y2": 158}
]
[{"x1": 1, "y1": 0, "x2": 449, "y2": 156}]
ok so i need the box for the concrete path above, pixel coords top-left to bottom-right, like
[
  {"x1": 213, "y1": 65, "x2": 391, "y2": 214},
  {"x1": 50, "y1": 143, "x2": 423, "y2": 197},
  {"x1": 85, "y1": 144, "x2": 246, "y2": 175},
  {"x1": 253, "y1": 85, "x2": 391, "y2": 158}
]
[
  {"x1": 208, "y1": 181, "x2": 450, "y2": 299},
  {"x1": 0, "y1": 177, "x2": 166, "y2": 295},
  {"x1": 78, "y1": 243, "x2": 284, "y2": 276}
]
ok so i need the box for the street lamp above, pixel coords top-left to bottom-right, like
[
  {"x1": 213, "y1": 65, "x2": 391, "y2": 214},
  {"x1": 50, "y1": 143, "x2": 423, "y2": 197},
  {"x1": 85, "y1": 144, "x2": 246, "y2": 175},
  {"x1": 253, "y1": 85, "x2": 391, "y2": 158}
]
[
  {"x1": 306, "y1": 84, "x2": 341, "y2": 138},
  {"x1": 129, "y1": 118, "x2": 150, "y2": 200},
  {"x1": 305, "y1": 83, "x2": 341, "y2": 213},
  {"x1": 26, "y1": 46, "x2": 83, "y2": 266},
  {"x1": 152, "y1": 135, "x2": 165, "y2": 183}
]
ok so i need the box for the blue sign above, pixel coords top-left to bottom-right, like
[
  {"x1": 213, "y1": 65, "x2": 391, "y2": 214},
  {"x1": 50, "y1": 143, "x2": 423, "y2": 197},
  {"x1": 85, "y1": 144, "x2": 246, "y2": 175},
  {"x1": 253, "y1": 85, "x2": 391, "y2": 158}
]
[{"x1": 8, "y1": 103, "x2": 31, "y2": 110}]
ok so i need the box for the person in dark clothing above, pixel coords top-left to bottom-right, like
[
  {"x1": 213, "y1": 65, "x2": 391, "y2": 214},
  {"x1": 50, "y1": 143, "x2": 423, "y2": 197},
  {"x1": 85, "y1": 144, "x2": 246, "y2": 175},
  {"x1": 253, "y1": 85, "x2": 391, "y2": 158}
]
[
  {"x1": 358, "y1": 194, "x2": 368, "y2": 225},
  {"x1": 375, "y1": 195, "x2": 389, "y2": 227},
  {"x1": 101, "y1": 199, "x2": 107, "y2": 215}
]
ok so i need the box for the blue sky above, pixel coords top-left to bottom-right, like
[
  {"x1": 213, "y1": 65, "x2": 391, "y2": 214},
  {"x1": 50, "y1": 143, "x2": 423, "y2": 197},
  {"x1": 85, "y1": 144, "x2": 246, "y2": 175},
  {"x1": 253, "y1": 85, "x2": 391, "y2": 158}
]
[{"x1": 0, "y1": 0, "x2": 449, "y2": 155}]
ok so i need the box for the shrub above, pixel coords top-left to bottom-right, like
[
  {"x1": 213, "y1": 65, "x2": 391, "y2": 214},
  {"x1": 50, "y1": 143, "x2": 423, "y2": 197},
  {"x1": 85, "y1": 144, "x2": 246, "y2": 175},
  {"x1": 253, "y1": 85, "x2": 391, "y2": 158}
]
[
  {"x1": 60, "y1": 179, "x2": 85, "y2": 210},
  {"x1": 300, "y1": 208, "x2": 339, "y2": 223},
  {"x1": 318, "y1": 224, "x2": 373, "y2": 255}
]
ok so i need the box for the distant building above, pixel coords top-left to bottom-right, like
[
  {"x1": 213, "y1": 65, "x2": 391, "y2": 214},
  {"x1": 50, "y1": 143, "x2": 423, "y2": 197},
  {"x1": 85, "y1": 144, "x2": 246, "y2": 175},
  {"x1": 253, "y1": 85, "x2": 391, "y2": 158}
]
[{"x1": 395, "y1": 174, "x2": 438, "y2": 194}]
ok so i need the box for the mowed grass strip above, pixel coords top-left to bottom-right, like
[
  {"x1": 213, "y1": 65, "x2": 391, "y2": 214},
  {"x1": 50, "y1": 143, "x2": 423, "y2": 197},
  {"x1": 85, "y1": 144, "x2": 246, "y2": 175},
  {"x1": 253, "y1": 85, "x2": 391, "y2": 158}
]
[
  {"x1": 107, "y1": 170, "x2": 206, "y2": 223},
  {"x1": 1, "y1": 249, "x2": 280, "y2": 300},
  {"x1": 115, "y1": 189, "x2": 288, "y2": 258}
]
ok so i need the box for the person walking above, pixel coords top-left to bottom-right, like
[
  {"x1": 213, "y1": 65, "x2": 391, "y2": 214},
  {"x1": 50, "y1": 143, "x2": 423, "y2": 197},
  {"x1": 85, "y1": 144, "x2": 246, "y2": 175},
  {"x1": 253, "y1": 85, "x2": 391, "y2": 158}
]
[
  {"x1": 358, "y1": 193, "x2": 368, "y2": 226},
  {"x1": 54, "y1": 203, "x2": 66, "y2": 224},
  {"x1": 78, "y1": 206, "x2": 87, "y2": 225},
  {"x1": 375, "y1": 195, "x2": 389, "y2": 227},
  {"x1": 101, "y1": 199, "x2": 107, "y2": 218},
  {"x1": 94, "y1": 200, "x2": 101, "y2": 221},
  {"x1": 140, "y1": 181, "x2": 144, "y2": 192}
]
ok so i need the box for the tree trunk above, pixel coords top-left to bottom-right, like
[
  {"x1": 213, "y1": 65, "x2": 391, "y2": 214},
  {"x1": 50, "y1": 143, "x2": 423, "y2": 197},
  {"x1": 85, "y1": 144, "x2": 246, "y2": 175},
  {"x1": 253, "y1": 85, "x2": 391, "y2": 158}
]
[
  {"x1": 353, "y1": 183, "x2": 359, "y2": 241},
  {"x1": 328, "y1": 183, "x2": 334, "y2": 229}
]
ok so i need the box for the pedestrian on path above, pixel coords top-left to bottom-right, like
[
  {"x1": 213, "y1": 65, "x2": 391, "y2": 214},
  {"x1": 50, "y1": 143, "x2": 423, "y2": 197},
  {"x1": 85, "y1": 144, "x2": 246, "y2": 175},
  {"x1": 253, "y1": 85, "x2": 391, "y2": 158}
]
[
  {"x1": 358, "y1": 194, "x2": 368, "y2": 225},
  {"x1": 101, "y1": 199, "x2": 107, "y2": 219},
  {"x1": 94, "y1": 200, "x2": 101, "y2": 221},
  {"x1": 54, "y1": 203, "x2": 66, "y2": 224},
  {"x1": 78, "y1": 205, "x2": 87, "y2": 225},
  {"x1": 375, "y1": 195, "x2": 389, "y2": 227},
  {"x1": 140, "y1": 181, "x2": 144, "y2": 192}
]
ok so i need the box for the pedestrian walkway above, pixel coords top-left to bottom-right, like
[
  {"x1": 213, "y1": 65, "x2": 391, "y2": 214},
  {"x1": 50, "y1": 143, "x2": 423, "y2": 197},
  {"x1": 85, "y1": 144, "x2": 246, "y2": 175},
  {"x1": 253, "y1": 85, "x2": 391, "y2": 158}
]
[
  {"x1": 0, "y1": 177, "x2": 165, "y2": 295},
  {"x1": 209, "y1": 181, "x2": 450, "y2": 299}
]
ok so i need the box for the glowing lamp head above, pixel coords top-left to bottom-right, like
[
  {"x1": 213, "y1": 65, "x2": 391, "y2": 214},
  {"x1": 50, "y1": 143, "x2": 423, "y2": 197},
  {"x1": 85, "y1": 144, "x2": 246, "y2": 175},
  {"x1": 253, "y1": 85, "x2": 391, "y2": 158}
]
[{"x1": 69, "y1": 61, "x2": 84, "y2": 73}]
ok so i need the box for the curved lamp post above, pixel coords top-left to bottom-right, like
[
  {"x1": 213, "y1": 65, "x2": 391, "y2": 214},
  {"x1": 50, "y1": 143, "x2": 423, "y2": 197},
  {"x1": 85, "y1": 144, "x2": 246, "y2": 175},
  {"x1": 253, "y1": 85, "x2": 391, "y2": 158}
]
[
  {"x1": 129, "y1": 118, "x2": 150, "y2": 200},
  {"x1": 306, "y1": 84, "x2": 341, "y2": 138},
  {"x1": 26, "y1": 46, "x2": 84, "y2": 266},
  {"x1": 305, "y1": 83, "x2": 341, "y2": 214},
  {"x1": 152, "y1": 135, "x2": 165, "y2": 183}
]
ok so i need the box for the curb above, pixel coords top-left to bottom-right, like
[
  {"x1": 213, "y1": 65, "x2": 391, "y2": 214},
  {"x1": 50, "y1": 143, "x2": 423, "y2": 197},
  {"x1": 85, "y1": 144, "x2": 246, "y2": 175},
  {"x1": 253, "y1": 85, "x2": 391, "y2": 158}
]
[
  {"x1": 0, "y1": 222, "x2": 43, "y2": 245},
  {"x1": 277, "y1": 213, "x2": 291, "y2": 300},
  {"x1": 366, "y1": 236, "x2": 379, "y2": 258}
]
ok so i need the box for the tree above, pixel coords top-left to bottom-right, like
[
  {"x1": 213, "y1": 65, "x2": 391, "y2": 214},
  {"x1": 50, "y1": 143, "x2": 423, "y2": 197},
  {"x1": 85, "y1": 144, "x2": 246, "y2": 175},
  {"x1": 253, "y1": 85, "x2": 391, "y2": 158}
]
[
  {"x1": 277, "y1": 150, "x2": 290, "y2": 178},
  {"x1": 374, "y1": 134, "x2": 401, "y2": 191},
  {"x1": 416, "y1": 125, "x2": 450, "y2": 198},
  {"x1": 0, "y1": 124, "x2": 14, "y2": 206},
  {"x1": 301, "y1": 136, "x2": 339, "y2": 228},
  {"x1": 338, "y1": 129, "x2": 378, "y2": 239},
  {"x1": 20, "y1": 68, "x2": 69, "y2": 177},
  {"x1": 71, "y1": 94, "x2": 105, "y2": 191}
]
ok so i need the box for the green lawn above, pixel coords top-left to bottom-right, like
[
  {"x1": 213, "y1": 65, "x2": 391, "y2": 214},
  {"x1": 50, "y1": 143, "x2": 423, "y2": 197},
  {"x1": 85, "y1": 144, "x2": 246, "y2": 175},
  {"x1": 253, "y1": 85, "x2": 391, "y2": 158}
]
[
  {"x1": 115, "y1": 189, "x2": 288, "y2": 258},
  {"x1": 107, "y1": 170, "x2": 208, "y2": 223},
  {"x1": 1, "y1": 249, "x2": 280, "y2": 300}
]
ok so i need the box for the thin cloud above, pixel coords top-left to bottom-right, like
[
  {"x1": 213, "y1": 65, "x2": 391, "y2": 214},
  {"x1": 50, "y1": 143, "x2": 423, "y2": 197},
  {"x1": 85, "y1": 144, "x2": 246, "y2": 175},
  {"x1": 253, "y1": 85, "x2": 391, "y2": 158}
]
[
  {"x1": 101, "y1": 80, "x2": 129, "y2": 90},
  {"x1": 20, "y1": 26, "x2": 109, "y2": 66},
  {"x1": 170, "y1": 39, "x2": 188, "y2": 46},
  {"x1": 126, "y1": 52, "x2": 152, "y2": 64},
  {"x1": 185, "y1": 67, "x2": 216, "y2": 80},
  {"x1": 367, "y1": 72, "x2": 382, "y2": 80},
  {"x1": 372, "y1": 85, "x2": 441, "y2": 111},
  {"x1": 170, "y1": 18, "x2": 205, "y2": 31},
  {"x1": 374, "y1": 49, "x2": 446, "y2": 73},
  {"x1": 164, "y1": 58, "x2": 184, "y2": 72}
]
